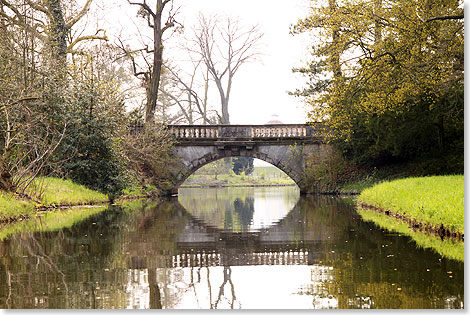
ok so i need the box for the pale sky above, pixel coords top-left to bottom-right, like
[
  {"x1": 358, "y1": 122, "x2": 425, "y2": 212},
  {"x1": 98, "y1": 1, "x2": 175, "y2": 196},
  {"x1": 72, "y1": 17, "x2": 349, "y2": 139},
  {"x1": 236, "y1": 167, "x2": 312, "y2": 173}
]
[
  {"x1": 169, "y1": 0, "x2": 312, "y2": 125},
  {"x1": 97, "y1": 0, "x2": 313, "y2": 125}
]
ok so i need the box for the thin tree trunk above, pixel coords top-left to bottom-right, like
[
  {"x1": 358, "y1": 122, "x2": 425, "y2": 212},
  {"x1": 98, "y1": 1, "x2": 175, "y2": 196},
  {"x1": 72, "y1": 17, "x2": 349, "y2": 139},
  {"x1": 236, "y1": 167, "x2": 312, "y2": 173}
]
[
  {"x1": 146, "y1": 0, "x2": 164, "y2": 123},
  {"x1": 329, "y1": 0, "x2": 342, "y2": 79}
]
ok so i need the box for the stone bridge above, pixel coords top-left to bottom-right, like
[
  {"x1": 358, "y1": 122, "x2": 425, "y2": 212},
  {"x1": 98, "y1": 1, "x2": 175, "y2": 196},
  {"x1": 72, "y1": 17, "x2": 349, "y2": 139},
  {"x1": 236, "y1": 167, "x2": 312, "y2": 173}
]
[{"x1": 166, "y1": 124, "x2": 331, "y2": 195}]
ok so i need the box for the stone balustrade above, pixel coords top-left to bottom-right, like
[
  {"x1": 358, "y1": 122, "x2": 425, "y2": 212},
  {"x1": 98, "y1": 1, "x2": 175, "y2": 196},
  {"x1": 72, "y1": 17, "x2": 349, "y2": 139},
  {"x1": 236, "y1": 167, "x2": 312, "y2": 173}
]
[{"x1": 168, "y1": 124, "x2": 321, "y2": 140}]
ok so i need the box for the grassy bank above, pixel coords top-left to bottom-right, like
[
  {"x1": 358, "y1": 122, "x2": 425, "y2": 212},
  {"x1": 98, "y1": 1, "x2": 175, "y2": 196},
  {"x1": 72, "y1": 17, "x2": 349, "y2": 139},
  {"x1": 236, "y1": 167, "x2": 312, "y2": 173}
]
[
  {"x1": 356, "y1": 175, "x2": 464, "y2": 261},
  {"x1": 26, "y1": 177, "x2": 108, "y2": 206},
  {"x1": 0, "y1": 206, "x2": 107, "y2": 241},
  {"x1": 357, "y1": 175, "x2": 464, "y2": 235},
  {"x1": 357, "y1": 207, "x2": 464, "y2": 262},
  {"x1": 0, "y1": 177, "x2": 108, "y2": 222},
  {"x1": 0, "y1": 192, "x2": 36, "y2": 221}
]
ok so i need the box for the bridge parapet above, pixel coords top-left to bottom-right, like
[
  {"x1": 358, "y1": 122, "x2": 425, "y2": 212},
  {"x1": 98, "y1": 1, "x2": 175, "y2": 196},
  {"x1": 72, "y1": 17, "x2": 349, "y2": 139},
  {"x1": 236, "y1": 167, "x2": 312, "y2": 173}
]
[{"x1": 168, "y1": 123, "x2": 325, "y2": 140}]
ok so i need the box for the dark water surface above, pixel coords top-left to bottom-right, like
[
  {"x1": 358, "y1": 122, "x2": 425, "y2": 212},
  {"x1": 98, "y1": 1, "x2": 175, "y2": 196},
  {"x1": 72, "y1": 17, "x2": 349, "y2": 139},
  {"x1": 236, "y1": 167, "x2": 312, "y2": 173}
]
[{"x1": 0, "y1": 186, "x2": 464, "y2": 309}]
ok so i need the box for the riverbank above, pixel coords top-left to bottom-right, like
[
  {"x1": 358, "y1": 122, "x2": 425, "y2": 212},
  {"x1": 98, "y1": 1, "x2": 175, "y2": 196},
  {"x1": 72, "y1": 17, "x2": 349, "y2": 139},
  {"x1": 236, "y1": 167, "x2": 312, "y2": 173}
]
[
  {"x1": 0, "y1": 177, "x2": 109, "y2": 223},
  {"x1": 180, "y1": 173, "x2": 295, "y2": 188},
  {"x1": 356, "y1": 175, "x2": 464, "y2": 260}
]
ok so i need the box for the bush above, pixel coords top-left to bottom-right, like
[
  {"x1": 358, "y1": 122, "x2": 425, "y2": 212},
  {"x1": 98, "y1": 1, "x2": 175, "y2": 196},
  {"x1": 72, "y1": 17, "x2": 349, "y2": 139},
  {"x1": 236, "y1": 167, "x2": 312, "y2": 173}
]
[
  {"x1": 303, "y1": 146, "x2": 347, "y2": 193},
  {"x1": 121, "y1": 122, "x2": 174, "y2": 192},
  {"x1": 55, "y1": 79, "x2": 128, "y2": 200}
]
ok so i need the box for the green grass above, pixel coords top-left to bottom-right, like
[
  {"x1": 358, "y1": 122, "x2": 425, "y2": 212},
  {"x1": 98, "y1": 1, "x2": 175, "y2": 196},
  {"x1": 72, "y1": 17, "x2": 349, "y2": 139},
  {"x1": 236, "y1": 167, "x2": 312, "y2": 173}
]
[
  {"x1": 357, "y1": 175, "x2": 464, "y2": 234},
  {"x1": 0, "y1": 206, "x2": 107, "y2": 241},
  {"x1": 0, "y1": 191, "x2": 35, "y2": 219},
  {"x1": 341, "y1": 180, "x2": 377, "y2": 192},
  {"x1": 181, "y1": 173, "x2": 295, "y2": 188},
  {"x1": 357, "y1": 207, "x2": 464, "y2": 262},
  {"x1": 121, "y1": 184, "x2": 158, "y2": 198},
  {"x1": 26, "y1": 177, "x2": 108, "y2": 206}
]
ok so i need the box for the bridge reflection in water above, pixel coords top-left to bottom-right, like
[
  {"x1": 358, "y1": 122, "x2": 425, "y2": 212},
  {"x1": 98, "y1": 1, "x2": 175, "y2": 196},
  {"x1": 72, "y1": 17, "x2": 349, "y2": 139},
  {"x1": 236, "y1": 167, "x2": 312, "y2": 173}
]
[
  {"x1": 126, "y1": 187, "x2": 343, "y2": 309},
  {"x1": 170, "y1": 187, "x2": 321, "y2": 268},
  {"x1": 0, "y1": 187, "x2": 463, "y2": 309}
]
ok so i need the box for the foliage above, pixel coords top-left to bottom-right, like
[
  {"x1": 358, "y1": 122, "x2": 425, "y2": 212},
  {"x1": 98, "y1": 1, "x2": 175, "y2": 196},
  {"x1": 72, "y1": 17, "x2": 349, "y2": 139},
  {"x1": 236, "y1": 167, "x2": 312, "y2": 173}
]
[
  {"x1": 121, "y1": 123, "x2": 175, "y2": 192},
  {"x1": 0, "y1": 7, "x2": 67, "y2": 194},
  {"x1": 303, "y1": 146, "x2": 347, "y2": 193},
  {"x1": 55, "y1": 62, "x2": 128, "y2": 200},
  {"x1": 358, "y1": 175, "x2": 464, "y2": 234},
  {"x1": 193, "y1": 158, "x2": 226, "y2": 179},
  {"x1": 232, "y1": 157, "x2": 254, "y2": 175},
  {"x1": 292, "y1": 0, "x2": 464, "y2": 170}
]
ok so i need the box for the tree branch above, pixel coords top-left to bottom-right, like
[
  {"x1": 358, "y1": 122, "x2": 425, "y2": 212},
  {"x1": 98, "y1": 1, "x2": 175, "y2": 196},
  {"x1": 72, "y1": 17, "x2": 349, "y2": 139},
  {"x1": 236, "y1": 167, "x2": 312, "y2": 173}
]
[
  {"x1": 425, "y1": 15, "x2": 464, "y2": 22},
  {"x1": 67, "y1": 29, "x2": 108, "y2": 52},
  {"x1": 128, "y1": 0, "x2": 156, "y2": 18},
  {"x1": 66, "y1": 0, "x2": 93, "y2": 29}
]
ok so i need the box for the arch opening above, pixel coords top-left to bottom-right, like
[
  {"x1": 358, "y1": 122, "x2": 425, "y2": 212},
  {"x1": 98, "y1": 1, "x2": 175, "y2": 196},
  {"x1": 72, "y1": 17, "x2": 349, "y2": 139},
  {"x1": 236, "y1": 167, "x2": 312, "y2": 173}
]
[{"x1": 176, "y1": 157, "x2": 299, "y2": 192}]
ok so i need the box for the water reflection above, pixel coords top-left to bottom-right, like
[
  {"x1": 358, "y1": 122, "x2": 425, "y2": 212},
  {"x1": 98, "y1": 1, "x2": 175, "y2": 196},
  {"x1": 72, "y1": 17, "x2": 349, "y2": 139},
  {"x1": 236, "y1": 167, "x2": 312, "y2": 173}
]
[
  {"x1": 0, "y1": 187, "x2": 464, "y2": 309},
  {"x1": 178, "y1": 186, "x2": 300, "y2": 232}
]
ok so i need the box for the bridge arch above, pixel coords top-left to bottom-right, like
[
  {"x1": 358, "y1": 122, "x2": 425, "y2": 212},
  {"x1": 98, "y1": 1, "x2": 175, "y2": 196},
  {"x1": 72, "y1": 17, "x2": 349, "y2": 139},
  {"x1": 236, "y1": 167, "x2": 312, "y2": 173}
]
[
  {"x1": 172, "y1": 151, "x2": 302, "y2": 193},
  {"x1": 165, "y1": 124, "x2": 329, "y2": 195}
]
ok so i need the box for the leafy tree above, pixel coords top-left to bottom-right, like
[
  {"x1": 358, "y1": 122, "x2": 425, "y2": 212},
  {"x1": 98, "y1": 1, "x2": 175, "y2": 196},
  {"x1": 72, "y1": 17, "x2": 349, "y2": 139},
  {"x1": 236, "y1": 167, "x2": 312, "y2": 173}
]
[
  {"x1": 56, "y1": 57, "x2": 128, "y2": 199},
  {"x1": 292, "y1": 0, "x2": 463, "y2": 170},
  {"x1": 232, "y1": 157, "x2": 254, "y2": 176}
]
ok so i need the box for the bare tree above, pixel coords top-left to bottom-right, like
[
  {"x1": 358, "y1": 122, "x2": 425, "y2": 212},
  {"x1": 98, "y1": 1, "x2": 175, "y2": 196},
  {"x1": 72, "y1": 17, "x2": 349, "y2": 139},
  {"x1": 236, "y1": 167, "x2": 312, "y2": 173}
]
[
  {"x1": 126, "y1": 0, "x2": 179, "y2": 123},
  {"x1": 189, "y1": 14, "x2": 263, "y2": 124},
  {"x1": 163, "y1": 61, "x2": 221, "y2": 125}
]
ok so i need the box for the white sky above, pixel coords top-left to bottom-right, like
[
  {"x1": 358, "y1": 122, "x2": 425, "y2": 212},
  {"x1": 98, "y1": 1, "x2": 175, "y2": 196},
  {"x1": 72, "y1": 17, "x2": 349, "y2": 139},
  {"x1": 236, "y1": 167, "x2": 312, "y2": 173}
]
[
  {"x1": 97, "y1": 0, "x2": 313, "y2": 125},
  {"x1": 171, "y1": 0, "x2": 312, "y2": 125}
]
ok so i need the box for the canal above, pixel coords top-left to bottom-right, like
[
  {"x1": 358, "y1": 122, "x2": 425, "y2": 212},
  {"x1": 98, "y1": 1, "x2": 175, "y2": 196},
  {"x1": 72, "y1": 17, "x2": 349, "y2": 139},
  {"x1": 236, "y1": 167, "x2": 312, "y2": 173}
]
[{"x1": 0, "y1": 186, "x2": 464, "y2": 309}]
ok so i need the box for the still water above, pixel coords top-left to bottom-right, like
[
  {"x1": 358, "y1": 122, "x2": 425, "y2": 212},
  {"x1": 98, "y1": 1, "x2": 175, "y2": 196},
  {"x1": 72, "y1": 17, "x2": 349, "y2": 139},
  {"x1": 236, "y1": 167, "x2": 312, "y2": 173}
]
[{"x1": 0, "y1": 186, "x2": 464, "y2": 309}]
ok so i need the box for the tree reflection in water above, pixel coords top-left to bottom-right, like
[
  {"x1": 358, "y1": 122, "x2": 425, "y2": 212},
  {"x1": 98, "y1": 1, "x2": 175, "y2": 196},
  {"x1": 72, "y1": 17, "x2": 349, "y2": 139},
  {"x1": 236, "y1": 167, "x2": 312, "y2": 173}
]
[{"x1": 0, "y1": 187, "x2": 465, "y2": 309}]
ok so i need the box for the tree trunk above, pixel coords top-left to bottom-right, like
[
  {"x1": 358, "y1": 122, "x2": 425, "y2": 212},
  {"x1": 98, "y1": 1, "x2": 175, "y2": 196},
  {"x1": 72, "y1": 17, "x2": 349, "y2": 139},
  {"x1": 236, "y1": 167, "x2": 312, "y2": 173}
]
[
  {"x1": 0, "y1": 156, "x2": 14, "y2": 192},
  {"x1": 146, "y1": 0, "x2": 164, "y2": 123},
  {"x1": 45, "y1": 0, "x2": 67, "y2": 66},
  {"x1": 149, "y1": 268, "x2": 163, "y2": 309},
  {"x1": 329, "y1": 0, "x2": 342, "y2": 79}
]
